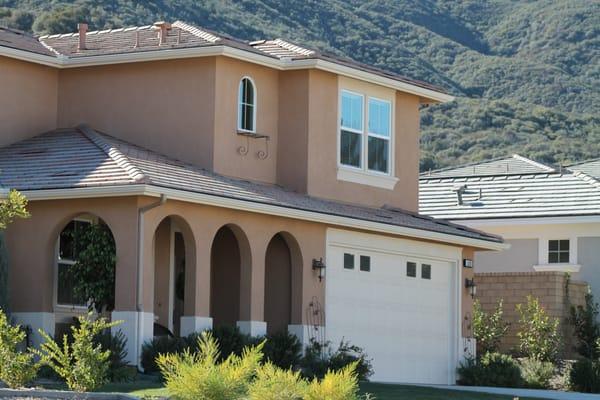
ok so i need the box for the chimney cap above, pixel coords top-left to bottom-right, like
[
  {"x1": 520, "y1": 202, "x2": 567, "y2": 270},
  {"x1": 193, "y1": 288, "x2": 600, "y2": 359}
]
[
  {"x1": 153, "y1": 21, "x2": 171, "y2": 29},
  {"x1": 77, "y1": 22, "x2": 88, "y2": 31}
]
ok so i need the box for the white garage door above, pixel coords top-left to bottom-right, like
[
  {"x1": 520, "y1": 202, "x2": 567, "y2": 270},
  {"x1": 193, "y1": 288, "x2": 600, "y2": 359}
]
[{"x1": 326, "y1": 229, "x2": 458, "y2": 384}]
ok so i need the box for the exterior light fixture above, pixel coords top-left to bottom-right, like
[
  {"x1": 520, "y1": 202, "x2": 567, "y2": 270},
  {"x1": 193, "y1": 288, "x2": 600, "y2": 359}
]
[
  {"x1": 463, "y1": 259, "x2": 474, "y2": 268},
  {"x1": 312, "y1": 258, "x2": 326, "y2": 282},
  {"x1": 465, "y1": 278, "x2": 477, "y2": 298}
]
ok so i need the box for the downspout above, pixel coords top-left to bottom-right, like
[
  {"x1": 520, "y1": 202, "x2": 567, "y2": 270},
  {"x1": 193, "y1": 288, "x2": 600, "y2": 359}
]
[{"x1": 135, "y1": 194, "x2": 167, "y2": 369}]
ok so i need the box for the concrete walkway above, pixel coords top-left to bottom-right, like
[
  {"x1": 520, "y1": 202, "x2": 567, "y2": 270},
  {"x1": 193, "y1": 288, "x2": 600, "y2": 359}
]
[{"x1": 428, "y1": 385, "x2": 600, "y2": 400}]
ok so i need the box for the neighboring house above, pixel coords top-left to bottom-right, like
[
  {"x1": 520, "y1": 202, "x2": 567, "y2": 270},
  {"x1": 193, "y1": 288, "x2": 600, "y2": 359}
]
[
  {"x1": 420, "y1": 155, "x2": 600, "y2": 353},
  {"x1": 0, "y1": 22, "x2": 505, "y2": 384}
]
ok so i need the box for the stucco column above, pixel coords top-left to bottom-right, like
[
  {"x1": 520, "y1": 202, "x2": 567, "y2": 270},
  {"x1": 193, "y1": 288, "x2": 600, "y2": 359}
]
[
  {"x1": 237, "y1": 229, "x2": 267, "y2": 336},
  {"x1": 180, "y1": 230, "x2": 213, "y2": 336}
]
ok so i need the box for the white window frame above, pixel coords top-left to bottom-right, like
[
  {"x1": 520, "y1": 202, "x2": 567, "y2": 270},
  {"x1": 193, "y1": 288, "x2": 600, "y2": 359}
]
[
  {"x1": 237, "y1": 76, "x2": 257, "y2": 133},
  {"x1": 54, "y1": 218, "x2": 92, "y2": 311},
  {"x1": 337, "y1": 89, "x2": 398, "y2": 190},
  {"x1": 533, "y1": 236, "x2": 581, "y2": 273}
]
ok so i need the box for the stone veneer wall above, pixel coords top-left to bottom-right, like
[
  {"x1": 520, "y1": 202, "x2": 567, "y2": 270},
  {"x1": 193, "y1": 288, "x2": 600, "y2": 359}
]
[{"x1": 474, "y1": 271, "x2": 588, "y2": 358}]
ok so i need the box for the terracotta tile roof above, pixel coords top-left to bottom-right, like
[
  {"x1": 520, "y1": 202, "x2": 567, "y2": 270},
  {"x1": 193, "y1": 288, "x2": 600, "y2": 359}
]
[
  {"x1": 0, "y1": 127, "x2": 500, "y2": 244},
  {"x1": 420, "y1": 155, "x2": 600, "y2": 219},
  {"x1": 0, "y1": 27, "x2": 56, "y2": 56}
]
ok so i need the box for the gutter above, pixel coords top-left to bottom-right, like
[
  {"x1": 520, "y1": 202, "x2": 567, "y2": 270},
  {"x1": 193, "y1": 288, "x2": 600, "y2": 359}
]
[
  {"x1": 135, "y1": 193, "x2": 166, "y2": 369},
  {"x1": 19, "y1": 185, "x2": 507, "y2": 251}
]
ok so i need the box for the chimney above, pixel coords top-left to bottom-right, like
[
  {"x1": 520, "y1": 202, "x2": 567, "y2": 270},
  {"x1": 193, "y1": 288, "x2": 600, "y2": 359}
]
[
  {"x1": 77, "y1": 23, "x2": 88, "y2": 51},
  {"x1": 154, "y1": 21, "x2": 171, "y2": 45}
]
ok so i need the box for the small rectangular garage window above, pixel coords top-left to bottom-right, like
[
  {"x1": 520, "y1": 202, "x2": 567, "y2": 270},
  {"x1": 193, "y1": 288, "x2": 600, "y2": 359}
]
[
  {"x1": 421, "y1": 264, "x2": 431, "y2": 280},
  {"x1": 360, "y1": 255, "x2": 371, "y2": 272},
  {"x1": 344, "y1": 253, "x2": 355, "y2": 269},
  {"x1": 406, "y1": 262, "x2": 416, "y2": 277}
]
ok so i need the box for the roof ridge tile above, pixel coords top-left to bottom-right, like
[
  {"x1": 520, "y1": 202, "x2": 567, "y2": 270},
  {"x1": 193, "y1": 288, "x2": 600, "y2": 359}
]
[{"x1": 172, "y1": 21, "x2": 220, "y2": 43}]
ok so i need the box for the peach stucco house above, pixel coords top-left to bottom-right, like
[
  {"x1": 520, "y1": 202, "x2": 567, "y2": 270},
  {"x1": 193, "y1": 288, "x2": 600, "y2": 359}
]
[{"x1": 0, "y1": 21, "x2": 505, "y2": 384}]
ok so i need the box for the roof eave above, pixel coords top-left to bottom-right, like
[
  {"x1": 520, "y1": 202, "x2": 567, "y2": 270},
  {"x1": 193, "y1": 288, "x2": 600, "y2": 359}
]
[{"x1": 7, "y1": 184, "x2": 504, "y2": 250}]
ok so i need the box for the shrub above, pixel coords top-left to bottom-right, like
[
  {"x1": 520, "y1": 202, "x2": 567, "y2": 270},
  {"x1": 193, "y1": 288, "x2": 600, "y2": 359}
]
[
  {"x1": 0, "y1": 310, "x2": 38, "y2": 388},
  {"x1": 263, "y1": 331, "x2": 302, "y2": 370},
  {"x1": 472, "y1": 299, "x2": 509, "y2": 355},
  {"x1": 457, "y1": 352, "x2": 523, "y2": 387},
  {"x1": 516, "y1": 295, "x2": 561, "y2": 361},
  {"x1": 207, "y1": 325, "x2": 253, "y2": 361},
  {"x1": 248, "y1": 362, "x2": 307, "y2": 400},
  {"x1": 94, "y1": 329, "x2": 135, "y2": 382},
  {"x1": 520, "y1": 357, "x2": 555, "y2": 389},
  {"x1": 300, "y1": 339, "x2": 373, "y2": 381},
  {"x1": 570, "y1": 292, "x2": 600, "y2": 359},
  {"x1": 33, "y1": 313, "x2": 121, "y2": 392},
  {"x1": 141, "y1": 335, "x2": 189, "y2": 373},
  {"x1": 569, "y1": 358, "x2": 600, "y2": 393},
  {"x1": 157, "y1": 331, "x2": 264, "y2": 400},
  {"x1": 305, "y1": 363, "x2": 364, "y2": 400}
]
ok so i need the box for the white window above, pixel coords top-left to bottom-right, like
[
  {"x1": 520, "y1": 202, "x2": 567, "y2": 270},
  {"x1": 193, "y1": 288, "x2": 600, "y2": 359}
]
[
  {"x1": 339, "y1": 90, "x2": 392, "y2": 175},
  {"x1": 238, "y1": 77, "x2": 256, "y2": 132},
  {"x1": 548, "y1": 239, "x2": 569, "y2": 263},
  {"x1": 56, "y1": 219, "x2": 90, "y2": 307}
]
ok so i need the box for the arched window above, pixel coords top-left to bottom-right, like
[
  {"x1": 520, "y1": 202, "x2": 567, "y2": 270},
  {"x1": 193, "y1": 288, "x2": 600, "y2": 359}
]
[{"x1": 238, "y1": 77, "x2": 256, "y2": 132}]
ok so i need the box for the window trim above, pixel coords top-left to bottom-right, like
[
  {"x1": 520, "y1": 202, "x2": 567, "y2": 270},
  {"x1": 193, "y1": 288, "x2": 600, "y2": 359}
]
[
  {"x1": 337, "y1": 88, "x2": 396, "y2": 188},
  {"x1": 237, "y1": 76, "x2": 257, "y2": 134},
  {"x1": 54, "y1": 218, "x2": 92, "y2": 311}
]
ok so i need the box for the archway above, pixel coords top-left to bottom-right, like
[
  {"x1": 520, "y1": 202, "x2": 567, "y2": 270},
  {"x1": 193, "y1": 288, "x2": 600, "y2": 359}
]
[
  {"x1": 152, "y1": 215, "x2": 195, "y2": 337},
  {"x1": 210, "y1": 225, "x2": 247, "y2": 328},
  {"x1": 264, "y1": 233, "x2": 293, "y2": 334}
]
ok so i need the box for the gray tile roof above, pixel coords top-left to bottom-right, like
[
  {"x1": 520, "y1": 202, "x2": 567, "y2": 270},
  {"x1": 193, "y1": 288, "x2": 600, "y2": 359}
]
[
  {"x1": 1, "y1": 21, "x2": 447, "y2": 96},
  {"x1": 568, "y1": 159, "x2": 600, "y2": 180},
  {"x1": 420, "y1": 155, "x2": 600, "y2": 220},
  {"x1": 0, "y1": 126, "x2": 500, "y2": 244}
]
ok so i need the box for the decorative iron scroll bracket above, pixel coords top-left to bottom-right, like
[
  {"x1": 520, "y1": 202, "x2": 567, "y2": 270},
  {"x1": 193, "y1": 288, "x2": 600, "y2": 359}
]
[{"x1": 236, "y1": 130, "x2": 270, "y2": 159}]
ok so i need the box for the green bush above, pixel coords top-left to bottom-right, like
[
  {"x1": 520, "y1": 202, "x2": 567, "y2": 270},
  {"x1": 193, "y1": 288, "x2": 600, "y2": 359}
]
[
  {"x1": 569, "y1": 358, "x2": 600, "y2": 393},
  {"x1": 207, "y1": 325, "x2": 254, "y2": 361},
  {"x1": 141, "y1": 335, "x2": 189, "y2": 373},
  {"x1": 94, "y1": 329, "x2": 135, "y2": 382},
  {"x1": 300, "y1": 339, "x2": 373, "y2": 381},
  {"x1": 457, "y1": 352, "x2": 523, "y2": 387},
  {"x1": 305, "y1": 363, "x2": 364, "y2": 400},
  {"x1": 157, "y1": 331, "x2": 264, "y2": 400},
  {"x1": 248, "y1": 362, "x2": 307, "y2": 400},
  {"x1": 472, "y1": 299, "x2": 509, "y2": 355},
  {"x1": 516, "y1": 295, "x2": 561, "y2": 361},
  {"x1": 0, "y1": 309, "x2": 38, "y2": 388},
  {"x1": 263, "y1": 331, "x2": 302, "y2": 370},
  {"x1": 570, "y1": 292, "x2": 600, "y2": 359},
  {"x1": 33, "y1": 313, "x2": 121, "y2": 392},
  {"x1": 519, "y1": 357, "x2": 555, "y2": 389}
]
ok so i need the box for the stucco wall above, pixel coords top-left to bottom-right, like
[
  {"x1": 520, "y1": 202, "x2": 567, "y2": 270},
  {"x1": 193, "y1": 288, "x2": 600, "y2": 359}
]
[
  {"x1": 475, "y1": 239, "x2": 539, "y2": 273},
  {"x1": 475, "y1": 271, "x2": 587, "y2": 357},
  {"x1": 578, "y1": 237, "x2": 600, "y2": 303},
  {"x1": 0, "y1": 56, "x2": 58, "y2": 146}
]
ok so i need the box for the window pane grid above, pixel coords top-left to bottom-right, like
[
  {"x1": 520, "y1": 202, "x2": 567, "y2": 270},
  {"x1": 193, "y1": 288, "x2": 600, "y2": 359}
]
[
  {"x1": 548, "y1": 240, "x2": 569, "y2": 264},
  {"x1": 238, "y1": 78, "x2": 255, "y2": 131}
]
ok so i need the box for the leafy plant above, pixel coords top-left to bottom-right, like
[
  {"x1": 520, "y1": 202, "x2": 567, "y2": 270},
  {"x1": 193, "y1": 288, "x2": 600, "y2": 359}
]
[
  {"x1": 516, "y1": 295, "x2": 561, "y2": 362},
  {"x1": 0, "y1": 309, "x2": 38, "y2": 388},
  {"x1": 248, "y1": 362, "x2": 307, "y2": 400},
  {"x1": 157, "y1": 331, "x2": 264, "y2": 400},
  {"x1": 300, "y1": 339, "x2": 373, "y2": 381},
  {"x1": 71, "y1": 223, "x2": 116, "y2": 314},
  {"x1": 0, "y1": 190, "x2": 30, "y2": 230},
  {"x1": 519, "y1": 358, "x2": 555, "y2": 389},
  {"x1": 94, "y1": 329, "x2": 135, "y2": 382},
  {"x1": 570, "y1": 291, "x2": 600, "y2": 359},
  {"x1": 33, "y1": 313, "x2": 121, "y2": 392},
  {"x1": 472, "y1": 299, "x2": 509, "y2": 355},
  {"x1": 208, "y1": 325, "x2": 254, "y2": 361},
  {"x1": 305, "y1": 363, "x2": 365, "y2": 400},
  {"x1": 262, "y1": 331, "x2": 302, "y2": 370},
  {"x1": 570, "y1": 357, "x2": 600, "y2": 393},
  {"x1": 457, "y1": 352, "x2": 523, "y2": 387},
  {"x1": 141, "y1": 335, "x2": 189, "y2": 373}
]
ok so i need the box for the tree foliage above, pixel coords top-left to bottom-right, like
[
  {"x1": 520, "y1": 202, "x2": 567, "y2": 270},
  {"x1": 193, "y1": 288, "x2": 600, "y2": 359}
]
[
  {"x1": 0, "y1": 190, "x2": 29, "y2": 231},
  {"x1": 472, "y1": 298, "x2": 509, "y2": 355},
  {"x1": 0, "y1": 308, "x2": 38, "y2": 388},
  {"x1": 516, "y1": 296, "x2": 562, "y2": 362}
]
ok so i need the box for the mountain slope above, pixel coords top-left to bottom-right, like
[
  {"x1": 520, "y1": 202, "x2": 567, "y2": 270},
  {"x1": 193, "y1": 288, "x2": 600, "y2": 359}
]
[{"x1": 1, "y1": 0, "x2": 598, "y2": 170}]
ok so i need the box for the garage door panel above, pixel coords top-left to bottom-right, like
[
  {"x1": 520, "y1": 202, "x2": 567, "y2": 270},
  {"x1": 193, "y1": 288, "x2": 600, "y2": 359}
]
[{"x1": 326, "y1": 242, "x2": 456, "y2": 384}]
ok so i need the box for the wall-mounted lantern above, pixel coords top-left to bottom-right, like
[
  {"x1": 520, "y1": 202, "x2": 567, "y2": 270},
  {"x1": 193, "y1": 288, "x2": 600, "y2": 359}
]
[
  {"x1": 465, "y1": 278, "x2": 477, "y2": 298},
  {"x1": 312, "y1": 258, "x2": 326, "y2": 282},
  {"x1": 463, "y1": 259, "x2": 474, "y2": 268}
]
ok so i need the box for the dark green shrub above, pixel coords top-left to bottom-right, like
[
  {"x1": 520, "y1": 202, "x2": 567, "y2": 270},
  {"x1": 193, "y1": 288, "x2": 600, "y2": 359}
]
[
  {"x1": 457, "y1": 352, "x2": 523, "y2": 387},
  {"x1": 205, "y1": 325, "x2": 253, "y2": 361},
  {"x1": 94, "y1": 329, "x2": 135, "y2": 382},
  {"x1": 263, "y1": 331, "x2": 302, "y2": 370},
  {"x1": 569, "y1": 358, "x2": 600, "y2": 393},
  {"x1": 141, "y1": 335, "x2": 188, "y2": 373},
  {"x1": 519, "y1": 358, "x2": 554, "y2": 389},
  {"x1": 300, "y1": 339, "x2": 373, "y2": 381},
  {"x1": 570, "y1": 292, "x2": 600, "y2": 359}
]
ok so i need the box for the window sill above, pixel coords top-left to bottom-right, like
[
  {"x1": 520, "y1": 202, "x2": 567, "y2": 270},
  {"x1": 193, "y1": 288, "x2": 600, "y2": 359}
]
[
  {"x1": 533, "y1": 264, "x2": 581, "y2": 273},
  {"x1": 337, "y1": 167, "x2": 398, "y2": 190}
]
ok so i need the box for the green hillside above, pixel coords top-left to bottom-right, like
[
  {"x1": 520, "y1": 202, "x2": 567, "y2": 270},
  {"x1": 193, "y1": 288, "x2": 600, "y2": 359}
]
[{"x1": 1, "y1": 0, "x2": 598, "y2": 170}]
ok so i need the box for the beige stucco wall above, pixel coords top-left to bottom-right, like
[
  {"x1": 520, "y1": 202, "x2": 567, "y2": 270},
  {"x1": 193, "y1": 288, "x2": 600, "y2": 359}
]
[
  {"x1": 57, "y1": 58, "x2": 217, "y2": 170},
  {"x1": 0, "y1": 56, "x2": 58, "y2": 146}
]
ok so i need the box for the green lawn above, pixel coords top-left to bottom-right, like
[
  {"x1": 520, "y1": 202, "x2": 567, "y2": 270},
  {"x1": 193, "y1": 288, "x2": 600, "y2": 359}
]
[{"x1": 89, "y1": 380, "x2": 546, "y2": 400}]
